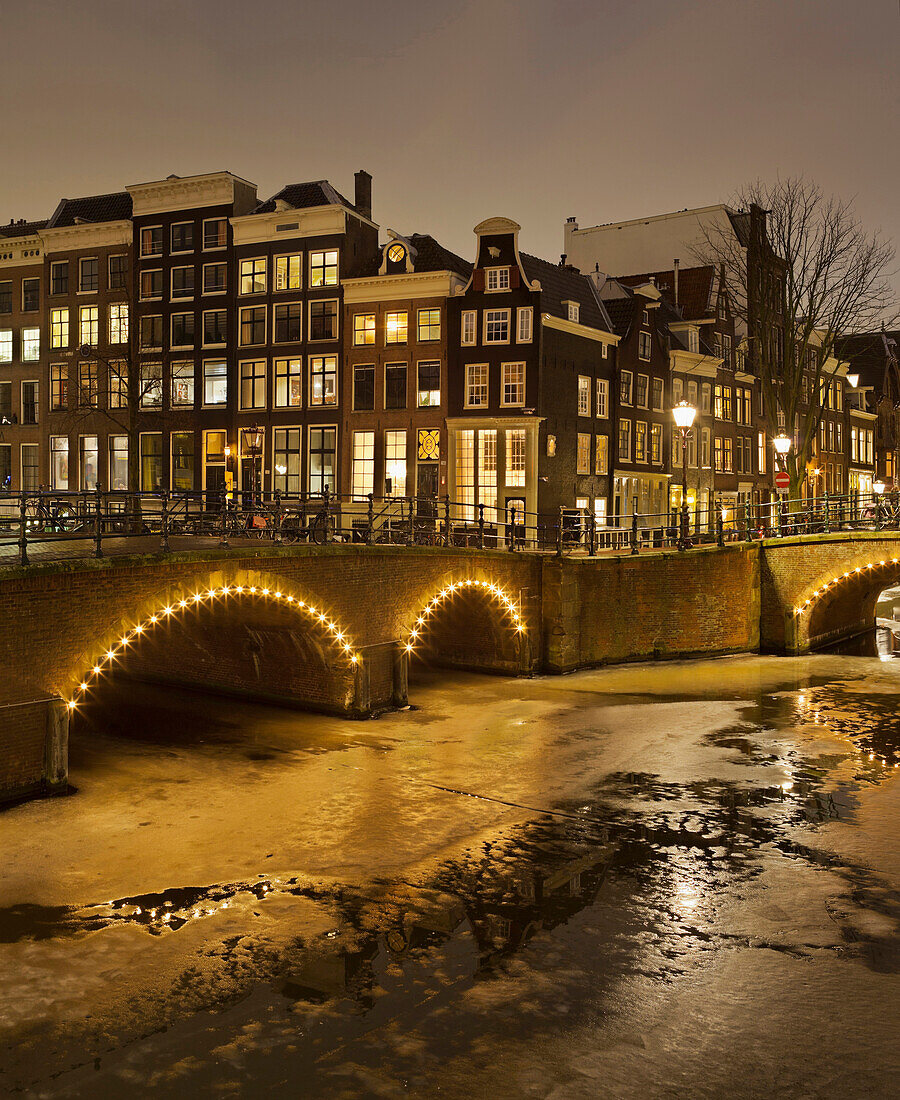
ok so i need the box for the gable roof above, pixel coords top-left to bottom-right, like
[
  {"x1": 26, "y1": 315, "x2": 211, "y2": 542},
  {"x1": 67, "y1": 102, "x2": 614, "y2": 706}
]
[
  {"x1": 407, "y1": 234, "x2": 471, "y2": 278},
  {"x1": 617, "y1": 265, "x2": 716, "y2": 320},
  {"x1": 837, "y1": 331, "x2": 900, "y2": 392},
  {"x1": 519, "y1": 252, "x2": 613, "y2": 333},
  {"x1": 253, "y1": 180, "x2": 356, "y2": 215},
  {"x1": 47, "y1": 192, "x2": 132, "y2": 228}
]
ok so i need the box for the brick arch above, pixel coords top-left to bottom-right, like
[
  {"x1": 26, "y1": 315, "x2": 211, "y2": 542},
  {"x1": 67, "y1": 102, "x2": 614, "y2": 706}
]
[
  {"x1": 794, "y1": 556, "x2": 900, "y2": 651},
  {"x1": 401, "y1": 576, "x2": 531, "y2": 674},
  {"x1": 66, "y1": 574, "x2": 360, "y2": 714}
]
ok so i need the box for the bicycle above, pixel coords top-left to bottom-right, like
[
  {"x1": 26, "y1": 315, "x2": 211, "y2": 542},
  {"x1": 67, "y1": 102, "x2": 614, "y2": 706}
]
[{"x1": 24, "y1": 495, "x2": 81, "y2": 534}]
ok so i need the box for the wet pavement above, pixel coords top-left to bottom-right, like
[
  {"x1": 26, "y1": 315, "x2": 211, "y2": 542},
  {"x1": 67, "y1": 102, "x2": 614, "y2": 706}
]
[{"x1": 2, "y1": 652, "x2": 900, "y2": 1098}]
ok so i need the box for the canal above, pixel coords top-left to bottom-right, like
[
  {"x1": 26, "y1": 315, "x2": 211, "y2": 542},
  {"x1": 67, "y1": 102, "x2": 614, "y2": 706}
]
[{"x1": 2, "y1": 643, "x2": 900, "y2": 1096}]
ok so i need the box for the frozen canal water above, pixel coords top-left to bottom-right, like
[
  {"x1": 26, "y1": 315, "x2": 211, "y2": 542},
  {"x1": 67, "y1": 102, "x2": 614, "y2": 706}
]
[{"x1": 2, "y1": 652, "x2": 900, "y2": 1098}]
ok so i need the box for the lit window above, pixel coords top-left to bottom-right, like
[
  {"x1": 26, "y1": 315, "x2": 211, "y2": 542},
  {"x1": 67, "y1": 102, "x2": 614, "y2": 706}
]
[
  {"x1": 385, "y1": 430, "x2": 407, "y2": 496},
  {"x1": 618, "y1": 419, "x2": 631, "y2": 462},
  {"x1": 595, "y1": 436, "x2": 608, "y2": 475},
  {"x1": 466, "y1": 364, "x2": 488, "y2": 408},
  {"x1": 240, "y1": 258, "x2": 267, "y2": 295},
  {"x1": 352, "y1": 431, "x2": 375, "y2": 500},
  {"x1": 140, "y1": 433, "x2": 163, "y2": 490},
  {"x1": 577, "y1": 433, "x2": 590, "y2": 474},
  {"x1": 140, "y1": 363, "x2": 162, "y2": 408},
  {"x1": 203, "y1": 361, "x2": 227, "y2": 405},
  {"x1": 385, "y1": 311, "x2": 408, "y2": 344},
  {"x1": 650, "y1": 424, "x2": 662, "y2": 464},
  {"x1": 50, "y1": 436, "x2": 68, "y2": 489},
  {"x1": 275, "y1": 358, "x2": 303, "y2": 408},
  {"x1": 308, "y1": 427, "x2": 337, "y2": 494},
  {"x1": 51, "y1": 365, "x2": 68, "y2": 410},
  {"x1": 108, "y1": 436, "x2": 128, "y2": 489},
  {"x1": 353, "y1": 314, "x2": 375, "y2": 346},
  {"x1": 577, "y1": 376, "x2": 590, "y2": 416},
  {"x1": 171, "y1": 431, "x2": 194, "y2": 491},
  {"x1": 309, "y1": 356, "x2": 337, "y2": 406},
  {"x1": 506, "y1": 429, "x2": 526, "y2": 487},
  {"x1": 274, "y1": 254, "x2": 302, "y2": 291},
  {"x1": 108, "y1": 303, "x2": 128, "y2": 344},
  {"x1": 79, "y1": 307, "x2": 98, "y2": 348},
  {"x1": 51, "y1": 308, "x2": 69, "y2": 349},
  {"x1": 417, "y1": 309, "x2": 441, "y2": 342},
  {"x1": 1, "y1": 331, "x2": 13, "y2": 362},
  {"x1": 78, "y1": 362, "x2": 98, "y2": 407},
  {"x1": 240, "y1": 360, "x2": 266, "y2": 410},
  {"x1": 171, "y1": 362, "x2": 194, "y2": 407},
  {"x1": 273, "y1": 429, "x2": 301, "y2": 496},
  {"x1": 634, "y1": 421, "x2": 647, "y2": 463},
  {"x1": 417, "y1": 361, "x2": 440, "y2": 406},
  {"x1": 310, "y1": 250, "x2": 339, "y2": 288}
]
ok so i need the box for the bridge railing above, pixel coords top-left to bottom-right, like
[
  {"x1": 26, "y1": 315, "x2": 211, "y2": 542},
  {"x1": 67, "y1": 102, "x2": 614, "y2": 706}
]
[{"x1": 0, "y1": 487, "x2": 897, "y2": 566}]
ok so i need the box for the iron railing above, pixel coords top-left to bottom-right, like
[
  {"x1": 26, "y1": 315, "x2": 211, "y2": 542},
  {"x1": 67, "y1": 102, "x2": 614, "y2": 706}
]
[{"x1": 0, "y1": 487, "x2": 897, "y2": 567}]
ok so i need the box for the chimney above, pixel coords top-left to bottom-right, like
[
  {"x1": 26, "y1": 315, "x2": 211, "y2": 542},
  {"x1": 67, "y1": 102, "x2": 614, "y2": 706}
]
[
  {"x1": 673, "y1": 258, "x2": 680, "y2": 309},
  {"x1": 354, "y1": 170, "x2": 372, "y2": 220}
]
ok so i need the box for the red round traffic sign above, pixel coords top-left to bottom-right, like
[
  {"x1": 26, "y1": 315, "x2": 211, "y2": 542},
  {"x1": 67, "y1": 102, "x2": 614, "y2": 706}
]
[{"x1": 775, "y1": 471, "x2": 790, "y2": 489}]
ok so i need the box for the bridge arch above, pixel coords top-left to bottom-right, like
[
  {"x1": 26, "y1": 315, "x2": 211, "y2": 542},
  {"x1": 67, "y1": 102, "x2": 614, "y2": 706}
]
[
  {"x1": 66, "y1": 577, "x2": 365, "y2": 717},
  {"x1": 401, "y1": 577, "x2": 532, "y2": 674}
]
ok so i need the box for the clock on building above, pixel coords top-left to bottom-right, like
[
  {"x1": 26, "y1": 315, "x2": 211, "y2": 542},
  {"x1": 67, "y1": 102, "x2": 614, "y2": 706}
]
[{"x1": 387, "y1": 243, "x2": 406, "y2": 264}]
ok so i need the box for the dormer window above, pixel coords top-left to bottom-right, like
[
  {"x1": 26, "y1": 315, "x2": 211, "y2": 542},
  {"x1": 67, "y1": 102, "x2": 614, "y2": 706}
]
[
  {"x1": 688, "y1": 329, "x2": 699, "y2": 354},
  {"x1": 486, "y1": 267, "x2": 510, "y2": 292},
  {"x1": 567, "y1": 302, "x2": 580, "y2": 323},
  {"x1": 642, "y1": 309, "x2": 649, "y2": 326}
]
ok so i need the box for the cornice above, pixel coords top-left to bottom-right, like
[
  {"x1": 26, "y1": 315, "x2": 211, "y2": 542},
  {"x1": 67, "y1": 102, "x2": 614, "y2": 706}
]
[
  {"x1": 40, "y1": 220, "x2": 132, "y2": 251},
  {"x1": 343, "y1": 270, "x2": 462, "y2": 303},
  {"x1": 230, "y1": 205, "x2": 347, "y2": 246},
  {"x1": 0, "y1": 234, "x2": 44, "y2": 267},
  {"x1": 127, "y1": 173, "x2": 251, "y2": 216},
  {"x1": 541, "y1": 313, "x2": 618, "y2": 345}
]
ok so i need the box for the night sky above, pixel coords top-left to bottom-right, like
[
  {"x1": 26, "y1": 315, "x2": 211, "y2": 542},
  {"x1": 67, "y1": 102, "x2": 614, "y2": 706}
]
[{"x1": 2, "y1": 0, "x2": 898, "y2": 287}]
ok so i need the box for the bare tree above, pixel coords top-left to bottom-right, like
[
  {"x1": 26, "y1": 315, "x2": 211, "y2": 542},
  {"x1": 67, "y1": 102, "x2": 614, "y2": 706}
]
[{"x1": 695, "y1": 178, "x2": 898, "y2": 497}]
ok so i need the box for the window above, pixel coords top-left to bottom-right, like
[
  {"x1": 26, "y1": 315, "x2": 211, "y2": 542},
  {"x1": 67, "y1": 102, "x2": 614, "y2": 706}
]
[
  {"x1": 171, "y1": 222, "x2": 194, "y2": 253},
  {"x1": 722, "y1": 334, "x2": 732, "y2": 368},
  {"x1": 701, "y1": 428, "x2": 711, "y2": 468},
  {"x1": 50, "y1": 436, "x2": 68, "y2": 489},
  {"x1": 309, "y1": 299, "x2": 338, "y2": 341},
  {"x1": 417, "y1": 428, "x2": 439, "y2": 462},
  {"x1": 274, "y1": 254, "x2": 302, "y2": 291},
  {"x1": 203, "y1": 361, "x2": 227, "y2": 405},
  {"x1": 350, "y1": 364, "x2": 375, "y2": 411},
  {"x1": 310, "y1": 250, "x2": 338, "y2": 288},
  {"x1": 385, "y1": 363, "x2": 407, "y2": 409},
  {"x1": 21, "y1": 443, "x2": 39, "y2": 491},
  {"x1": 171, "y1": 266, "x2": 194, "y2": 300},
  {"x1": 384, "y1": 311, "x2": 407, "y2": 345},
  {"x1": 506, "y1": 429, "x2": 526, "y2": 487},
  {"x1": 78, "y1": 362, "x2": 98, "y2": 407},
  {"x1": 275, "y1": 358, "x2": 303, "y2": 408},
  {"x1": 78, "y1": 306, "x2": 98, "y2": 347},
  {"x1": 51, "y1": 365, "x2": 67, "y2": 410},
  {"x1": 203, "y1": 218, "x2": 227, "y2": 250},
  {"x1": 477, "y1": 430, "x2": 497, "y2": 513},
  {"x1": 502, "y1": 362, "x2": 525, "y2": 407},
  {"x1": 51, "y1": 261, "x2": 68, "y2": 295},
  {"x1": 642, "y1": 309, "x2": 650, "y2": 326},
  {"x1": 171, "y1": 361, "x2": 194, "y2": 407},
  {"x1": 650, "y1": 423, "x2": 662, "y2": 464},
  {"x1": 577, "y1": 376, "x2": 591, "y2": 416},
  {"x1": 79, "y1": 435, "x2": 99, "y2": 490},
  {"x1": 21, "y1": 381, "x2": 37, "y2": 425},
  {"x1": 0, "y1": 383, "x2": 9, "y2": 424},
  {"x1": 240, "y1": 360, "x2": 266, "y2": 409},
  {"x1": 385, "y1": 430, "x2": 408, "y2": 496},
  {"x1": 273, "y1": 429, "x2": 302, "y2": 496},
  {"x1": 170, "y1": 312, "x2": 194, "y2": 348},
  {"x1": 108, "y1": 255, "x2": 127, "y2": 290},
  {"x1": 619, "y1": 370, "x2": 633, "y2": 405},
  {"x1": 239, "y1": 306, "x2": 266, "y2": 346},
  {"x1": 141, "y1": 226, "x2": 163, "y2": 256},
  {"x1": 140, "y1": 314, "x2": 163, "y2": 350},
  {"x1": 635, "y1": 374, "x2": 649, "y2": 408},
  {"x1": 22, "y1": 328, "x2": 39, "y2": 361},
  {"x1": 0, "y1": 283, "x2": 10, "y2": 314},
  {"x1": 309, "y1": 356, "x2": 337, "y2": 406},
  {"x1": 417, "y1": 309, "x2": 441, "y2": 342},
  {"x1": 517, "y1": 307, "x2": 533, "y2": 343},
  {"x1": 651, "y1": 376, "x2": 664, "y2": 410},
  {"x1": 577, "y1": 433, "x2": 590, "y2": 474},
  {"x1": 203, "y1": 263, "x2": 226, "y2": 294},
  {"x1": 461, "y1": 310, "x2": 476, "y2": 345},
  {"x1": 308, "y1": 427, "x2": 337, "y2": 493},
  {"x1": 700, "y1": 382, "x2": 711, "y2": 414},
  {"x1": 466, "y1": 363, "x2": 488, "y2": 408},
  {"x1": 140, "y1": 434, "x2": 163, "y2": 490},
  {"x1": 352, "y1": 431, "x2": 375, "y2": 500},
  {"x1": 240, "y1": 258, "x2": 267, "y2": 295},
  {"x1": 486, "y1": 267, "x2": 510, "y2": 292},
  {"x1": 635, "y1": 421, "x2": 648, "y2": 463},
  {"x1": 567, "y1": 302, "x2": 580, "y2": 323},
  {"x1": 354, "y1": 314, "x2": 375, "y2": 346},
  {"x1": 417, "y1": 361, "x2": 440, "y2": 407},
  {"x1": 618, "y1": 419, "x2": 632, "y2": 462},
  {"x1": 274, "y1": 302, "x2": 302, "y2": 343},
  {"x1": 108, "y1": 303, "x2": 128, "y2": 344},
  {"x1": 596, "y1": 378, "x2": 609, "y2": 418},
  {"x1": 108, "y1": 361, "x2": 127, "y2": 408},
  {"x1": 0, "y1": 330, "x2": 10, "y2": 362},
  {"x1": 51, "y1": 308, "x2": 69, "y2": 349},
  {"x1": 22, "y1": 278, "x2": 40, "y2": 311},
  {"x1": 171, "y1": 432, "x2": 194, "y2": 491},
  {"x1": 203, "y1": 309, "x2": 226, "y2": 346},
  {"x1": 455, "y1": 429, "x2": 475, "y2": 519},
  {"x1": 595, "y1": 435, "x2": 608, "y2": 475},
  {"x1": 638, "y1": 332, "x2": 651, "y2": 361},
  {"x1": 484, "y1": 309, "x2": 510, "y2": 343},
  {"x1": 141, "y1": 269, "x2": 162, "y2": 299},
  {"x1": 140, "y1": 363, "x2": 162, "y2": 407}
]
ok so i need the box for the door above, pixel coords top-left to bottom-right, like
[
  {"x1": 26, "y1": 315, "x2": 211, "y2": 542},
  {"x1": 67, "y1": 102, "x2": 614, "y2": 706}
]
[
  {"x1": 505, "y1": 495, "x2": 526, "y2": 547},
  {"x1": 416, "y1": 462, "x2": 439, "y2": 517}
]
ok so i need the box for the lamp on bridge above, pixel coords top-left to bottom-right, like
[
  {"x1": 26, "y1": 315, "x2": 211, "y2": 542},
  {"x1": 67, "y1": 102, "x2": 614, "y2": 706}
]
[
  {"x1": 874, "y1": 480, "x2": 886, "y2": 496},
  {"x1": 241, "y1": 425, "x2": 264, "y2": 508},
  {"x1": 772, "y1": 433, "x2": 792, "y2": 462},
  {"x1": 672, "y1": 401, "x2": 696, "y2": 552}
]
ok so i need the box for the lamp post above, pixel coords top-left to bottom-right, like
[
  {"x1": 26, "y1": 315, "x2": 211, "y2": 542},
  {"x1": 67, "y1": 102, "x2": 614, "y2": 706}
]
[
  {"x1": 672, "y1": 401, "x2": 696, "y2": 551},
  {"x1": 241, "y1": 425, "x2": 264, "y2": 509},
  {"x1": 772, "y1": 433, "x2": 792, "y2": 529}
]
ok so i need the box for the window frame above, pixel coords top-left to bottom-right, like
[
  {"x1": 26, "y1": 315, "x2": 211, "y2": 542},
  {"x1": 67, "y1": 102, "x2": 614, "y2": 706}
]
[
  {"x1": 483, "y1": 308, "x2": 510, "y2": 345},
  {"x1": 501, "y1": 362, "x2": 525, "y2": 408}
]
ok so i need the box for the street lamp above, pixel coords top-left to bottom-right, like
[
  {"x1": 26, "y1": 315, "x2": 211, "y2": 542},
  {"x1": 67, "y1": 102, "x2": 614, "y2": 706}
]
[
  {"x1": 672, "y1": 401, "x2": 696, "y2": 551},
  {"x1": 772, "y1": 433, "x2": 791, "y2": 462},
  {"x1": 241, "y1": 425, "x2": 264, "y2": 508},
  {"x1": 874, "y1": 479, "x2": 886, "y2": 496}
]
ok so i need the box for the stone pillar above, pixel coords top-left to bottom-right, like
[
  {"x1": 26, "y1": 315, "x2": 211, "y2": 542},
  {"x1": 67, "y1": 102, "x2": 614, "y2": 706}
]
[
  {"x1": 43, "y1": 698, "x2": 69, "y2": 795},
  {"x1": 393, "y1": 644, "x2": 409, "y2": 706}
]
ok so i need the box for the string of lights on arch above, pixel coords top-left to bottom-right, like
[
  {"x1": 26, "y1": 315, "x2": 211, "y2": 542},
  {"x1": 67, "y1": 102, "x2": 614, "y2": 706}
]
[
  {"x1": 66, "y1": 583, "x2": 360, "y2": 710},
  {"x1": 793, "y1": 557, "x2": 900, "y2": 616},
  {"x1": 403, "y1": 578, "x2": 525, "y2": 655}
]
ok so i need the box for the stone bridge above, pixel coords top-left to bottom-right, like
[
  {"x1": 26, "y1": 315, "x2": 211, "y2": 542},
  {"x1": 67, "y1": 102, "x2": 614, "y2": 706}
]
[{"x1": 2, "y1": 533, "x2": 899, "y2": 805}]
